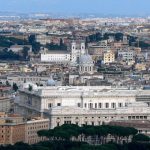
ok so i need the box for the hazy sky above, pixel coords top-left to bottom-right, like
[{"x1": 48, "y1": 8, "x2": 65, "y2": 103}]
[{"x1": 0, "y1": 0, "x2": 150, "y2": 15}]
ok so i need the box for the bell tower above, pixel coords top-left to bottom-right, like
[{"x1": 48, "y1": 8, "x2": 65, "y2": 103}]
[
  {"x1": 80, "y1": 42, "x2": 86, "y2": 55},
  {"x1": 71, "y1": 42, "x2": 77, "y2": 63}
]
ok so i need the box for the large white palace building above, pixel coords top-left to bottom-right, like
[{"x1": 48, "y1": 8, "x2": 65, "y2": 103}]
[{"x1": 14, "y1": 84, "x2": 150, "y2": 129}]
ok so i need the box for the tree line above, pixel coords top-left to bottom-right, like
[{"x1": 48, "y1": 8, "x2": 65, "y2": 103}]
[
  {"x1": 37, "y1": 124, "x2": 150, "y2": 144},
  {"x1": 1, "y1": 141, "x2": 150, "y2": 150},
  {"x1": 0, "y1": 36, "x2": 29, "y2": 47},
  {"x1": 86, "y1": 32, "x2": 150, "y2": 48},
  {"x1": 0, "y1": 124, "x2": 149, "y2": 150},
  {"x1": 0, "y1": 46, "x2": 30, "y2": 60}
]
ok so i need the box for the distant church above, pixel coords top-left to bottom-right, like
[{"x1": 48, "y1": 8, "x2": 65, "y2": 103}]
[
  {"x1": 70, "y1": 41, "x2": 86, "y2": 65},
  {"x1": 69, "y1": 42, "x2": 104, "y2": 86}
]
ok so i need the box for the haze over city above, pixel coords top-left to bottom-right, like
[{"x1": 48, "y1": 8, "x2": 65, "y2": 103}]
[{"x1": 0, "y1": 0, "x2": 150, "y2": 16}]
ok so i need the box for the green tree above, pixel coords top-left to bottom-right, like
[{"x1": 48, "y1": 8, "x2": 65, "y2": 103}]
[
  {"x1": 14, "y1": 142, "x2": 31, "y2": 150},
  {"x1": 95, "y1": 126, "x2": 109, "y2": 144},
  {"x1": 13, "y1": 83, "x2": 18, "y2": 92},
  {"x1": 28, "y1": 35, "x2": 41, "y2": 54},
  {"x1": 28, "y1": 85, "x2": 33, "y2": 91},
  {"x1": 6, "y1": 80, "x2": 10, "y2": 86},
  {"x1": 22, "y1": 46, "x2": 30, "y2": 60},
  {"x1": 132, "y1": 134, "x2": 150, "y2": 142},
  {"x1": 28, "y1": 35, "x2": 36, "y2": 44},
  {"x1": 0, "y1": 49, "x2": 20, "y2": 60}
]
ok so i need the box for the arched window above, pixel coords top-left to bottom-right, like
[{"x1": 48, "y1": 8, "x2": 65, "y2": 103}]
[{"x1": 85, "y1": 67, "x2": 87, "y2": 71}]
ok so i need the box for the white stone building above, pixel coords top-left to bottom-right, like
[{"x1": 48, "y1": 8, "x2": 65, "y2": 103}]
[
  {"x1": 41, "y1": 50, "x2": 70, "y2": 64},
  {"x1": 118, "y1": 50, "x2": 135, "y2": 62},
  {"x1": 14, "y1": 85, "x2": 150, "y2": 129},
  {"x1": 40, "y1": 42, "x2": 86, "y2": 64}
]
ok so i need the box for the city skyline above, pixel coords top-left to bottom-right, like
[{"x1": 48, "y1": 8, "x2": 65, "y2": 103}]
[{"x1": 0, "y1": 0, "x2": 150, "y2": 16}]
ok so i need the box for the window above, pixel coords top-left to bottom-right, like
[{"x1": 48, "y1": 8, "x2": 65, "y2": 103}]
[
  {"x1": 128, "y1": 116, "x2": 131, "y2": 120},
  {"x1": 118, "y1": 103, "x2": 122, "y2": 107},
  {"x1": 77, "y1": 103, "x2": 81, "y2": 107},
  {"x1": 140, "y1": 116, "x2": 143, "y2": 119},
  {"x1": 85, "y1": 67, "x2": 87, "y2": 71},
  {"x1": 64, "y1": 121, "x2": 71, "y2": 124},
  {"x1": 48, "y1": 103, "x2": 52, "y2": 108},
  {"x1": 89, "y1": 103, "x2": 93, "y2": 109},
  {"x1": 57, "y1": 122, "x2": 60, "y2": 127},
  {"x1": 76, "y1": 122, "x2": 79, "y2": 125},
  {"x1": 111, "y1": 103, "x2": 116, "y2": 108},
  {"x1": 57, "y1": 103, "x2": 61, "y2": 106},
  {"x1": 91, "y1": 122, "x2": 94, "y2": 126},
  {"x1": 95, "y1": 103, "x2": 97, "y2": 108},
  {"x1": 99, "y1": 103, "x2": 102, "y2": 108},
  {"x1": 105, "y1": 103, "x2": 109, "y2": 108},
  {"x1": 125, "y1": 103, "x2": 128, "y2": 107},
  {"x1": 90, "y1": 66, "x2": 92, "y2": 71}
]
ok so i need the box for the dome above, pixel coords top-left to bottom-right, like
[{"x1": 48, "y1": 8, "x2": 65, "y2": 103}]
[
  {"x1": 79, "y1": 54, "x2": 93, "y2": 65},
  {"x1": 47, "y1": 79, "x2": 55, "y2": 86},
  {"x1": 47, "y1": 75, "x2": 55, "y2": 86}
]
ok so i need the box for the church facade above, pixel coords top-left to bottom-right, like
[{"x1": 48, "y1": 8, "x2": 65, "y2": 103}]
[{"x1": 40, "y1": 41, "x2": 86, "y2": 64}]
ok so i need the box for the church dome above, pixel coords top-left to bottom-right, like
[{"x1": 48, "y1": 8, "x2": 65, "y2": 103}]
[
  {"x1": 47, "y1": 75, "x2": 55, "y2": 86},
  {"x1": 47, "y1": 79, "x2": 55, "y2": 86},
  {"x1": 79, "y1": 54, "x2": 93, "y2": 65}
]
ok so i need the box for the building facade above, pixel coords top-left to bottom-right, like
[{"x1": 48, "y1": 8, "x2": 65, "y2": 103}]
[
  {"x1": 41, "y1": 50, "x2": 70, "y2": 64},
  {"x1": 0, "y1": 86, "x2": 12, "y2": 113},
  {"x1": 118, "y1": 50, "x2": 135, "y2": 62},
  {"x1": 103, "y1": 51, "x2": 115, "y2": 64},
  {"x1": 25, "y1": 118, "x2": 49, "y2": 144},
  {"x1": 40, "y1": 42, "x2": 86, "y2": 64},
  {"x1": 14, "y1": 85, "x2": 150, "y2": 129},
  {"x1": 0, "y1": 113, "x2": 50, "y2": 145},
  {"x1": 0, "y1": 113, "x2": 25, "y2": 145}
]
